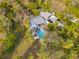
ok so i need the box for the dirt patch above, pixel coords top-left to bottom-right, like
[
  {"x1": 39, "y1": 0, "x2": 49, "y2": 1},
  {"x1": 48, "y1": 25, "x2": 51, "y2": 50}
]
[{"x1": 51, "y1": 0, "x2": 67, "y2": 12}]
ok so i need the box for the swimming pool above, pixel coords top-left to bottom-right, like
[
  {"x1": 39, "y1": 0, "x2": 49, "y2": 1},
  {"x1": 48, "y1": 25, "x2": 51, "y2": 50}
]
[{"x1": 36, "y1": 28, "x2": 45, "y2": 39}]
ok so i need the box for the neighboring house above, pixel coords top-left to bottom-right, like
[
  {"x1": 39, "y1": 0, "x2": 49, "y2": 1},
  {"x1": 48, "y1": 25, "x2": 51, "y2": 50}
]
[
  {"x1": 65, "y1": 14, "x2": 79, "y2": 23},
  {"x1": 75, "y1": 19, "x2": 79, "y2": 23},
  {"x1": 71, "y1": 18, "x2": 79, "y2": 23}
]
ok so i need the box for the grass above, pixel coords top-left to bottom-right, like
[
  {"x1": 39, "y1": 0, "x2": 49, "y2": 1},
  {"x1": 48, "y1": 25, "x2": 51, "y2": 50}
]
[{"x1": 11, "y1": 37, "x2": 33, "y2": 59}]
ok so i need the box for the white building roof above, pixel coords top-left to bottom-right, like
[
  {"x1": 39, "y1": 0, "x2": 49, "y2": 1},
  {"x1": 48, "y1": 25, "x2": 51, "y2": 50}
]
[
  {"x1": 49, "y1": 15, "x2": 58, "y2": 23},
  {"x1": 40, "y1": 12, "x2": 52, "y2": 20},
  {"x1": 58, "y1": 21, "x2": 64, "y2": 28}
]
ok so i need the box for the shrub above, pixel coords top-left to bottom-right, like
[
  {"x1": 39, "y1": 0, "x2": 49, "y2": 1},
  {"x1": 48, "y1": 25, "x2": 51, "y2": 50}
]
[
  {"x1": 31, "y1": 9, "x2": 39, "y2": 16},
  {"x1": 4, "y1": 33, "x2": 17, "y2": 53},
  {"x1": 27, "y1": 2, "x2": 39, "y2": 16},
  {"x1": 41, "y1": 0, "x2": 51, "y2": 12},
  {"x1": 48, "y1": 22, "x2": 58, "y2": 32},
  {"x1": 27, "y1": 2, "x2": 37, "y2": 9},
  {"x1": 36, "y1": 0, "x2": 42, "y2": 8}
]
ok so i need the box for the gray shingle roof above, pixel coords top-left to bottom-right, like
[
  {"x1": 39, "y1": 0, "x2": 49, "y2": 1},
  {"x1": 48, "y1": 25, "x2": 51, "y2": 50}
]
[
  {"x1": 40, "y1": 12, "x2": 52, "y2": 20},
  {"x1": 30, "y1": 16, "x2": 46, "y2": 28},
  {"x1": 30, "y1": 16, "x2": 46, "y2": 24}
]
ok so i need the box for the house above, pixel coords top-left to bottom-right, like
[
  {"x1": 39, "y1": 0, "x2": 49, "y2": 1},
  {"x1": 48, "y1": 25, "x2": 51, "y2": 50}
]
[
  {"x1": 30, "y1": 12, "x2": 62, "y2": 39},
  {"x1": 30, "y1": 12, "x2": 58, "y2": 29}
]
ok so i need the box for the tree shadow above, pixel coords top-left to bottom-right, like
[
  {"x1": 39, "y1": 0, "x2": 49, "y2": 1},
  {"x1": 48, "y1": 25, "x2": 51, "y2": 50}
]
[
  {"x1": 22, "y1": 40, "x2": 41, "y2": 59},
  {"x1": 2, "y1": 32, "x2": 25, "y2": 59}
]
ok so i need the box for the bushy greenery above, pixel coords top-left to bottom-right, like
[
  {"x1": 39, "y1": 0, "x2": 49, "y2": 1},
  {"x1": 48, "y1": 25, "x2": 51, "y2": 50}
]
[
  {"x1": 0, "y1": 0, "x2": 79, "y2": 59},
  {"x1": 42, "y1": 0, "x2": 52, "y2": 12},
  {"x1": 36, "y1": 0, "x2": 42, "y2": 8},
  {"x1": 4, "y1": 33, "x2": 17, "y2": 53},
  {"x1": 47, "y1": 20, "x2": 79, "y2": 59},
  {"x1": 0, "y1": 0, "x2": 26, "y2": 57},
  {"x1": 48, "y1": 22, "x2": 58, "y2": 31},
  {"x1": 65, "y1": 0, "x2": 79, "y2": 18},
  {"x1": 27, "y1": 2, "x2": 37, "y2": 9},
  {"x1": 27, "y1": 0, "x2": 52, "y2": 16}
]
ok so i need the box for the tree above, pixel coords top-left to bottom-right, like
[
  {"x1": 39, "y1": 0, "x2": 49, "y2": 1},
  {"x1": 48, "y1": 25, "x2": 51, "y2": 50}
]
[{"x1": 4, "y1": 33, "x2": 17, "y2": 53}]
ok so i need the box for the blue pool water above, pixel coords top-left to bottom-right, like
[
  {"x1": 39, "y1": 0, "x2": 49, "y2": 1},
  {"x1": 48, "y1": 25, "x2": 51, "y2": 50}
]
[{"x1": 36, "y1": 28, "x2": 45, "y2": 39}]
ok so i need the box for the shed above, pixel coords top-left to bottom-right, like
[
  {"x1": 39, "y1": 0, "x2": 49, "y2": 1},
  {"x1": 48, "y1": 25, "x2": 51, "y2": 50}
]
[
  {"x1": 49, "y1": 15, "x2": 58, "y2": 23},
  {"x1": 58, "y1": 21, "x2": 64, "y2": 28}
]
